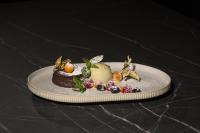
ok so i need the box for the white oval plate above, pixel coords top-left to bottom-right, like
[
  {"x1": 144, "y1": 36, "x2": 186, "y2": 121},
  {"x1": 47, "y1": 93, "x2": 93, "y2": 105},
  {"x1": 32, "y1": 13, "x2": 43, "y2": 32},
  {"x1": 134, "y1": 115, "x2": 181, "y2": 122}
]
[{"x1": 27, "y1": 62, "x2": 171, "y2": 103}]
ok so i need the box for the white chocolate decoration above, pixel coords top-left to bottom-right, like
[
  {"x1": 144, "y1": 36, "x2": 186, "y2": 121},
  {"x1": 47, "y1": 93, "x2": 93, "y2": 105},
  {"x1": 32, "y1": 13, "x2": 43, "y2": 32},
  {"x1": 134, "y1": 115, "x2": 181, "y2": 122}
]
[{"x1": 90, "y1": 55, "x2": 104, "y2": 64}]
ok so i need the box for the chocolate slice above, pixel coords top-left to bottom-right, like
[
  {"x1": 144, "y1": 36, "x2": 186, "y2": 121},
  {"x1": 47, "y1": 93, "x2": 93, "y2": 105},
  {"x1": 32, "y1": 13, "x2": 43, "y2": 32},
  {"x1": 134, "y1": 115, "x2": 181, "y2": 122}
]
[{"x1": 52, "y1": 70, "x2": 75, "y2": 88}]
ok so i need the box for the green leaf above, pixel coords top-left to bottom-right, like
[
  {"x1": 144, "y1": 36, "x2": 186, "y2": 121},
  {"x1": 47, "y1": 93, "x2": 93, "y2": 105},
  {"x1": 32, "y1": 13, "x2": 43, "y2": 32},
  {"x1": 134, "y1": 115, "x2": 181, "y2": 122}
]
[
  {"x1": 82, "y1": 58, "x2": 92, "y2": 68},
  {"x1": 73, "y1": 76, "x2": 79, "y2": 84},
  {"x1": 91, "y1": 64, "x2": 99, "y2": 68},
  {"x1": 72, "y1": 77, "x2": 86, "y2": 92},
  {"x1": 82, "y1": 58, "x2": 90, "y2": 63},
  {"x1": 86, "y1": 62, "x2": 91, "y2": 68},
  {"x1": 72, "y1": 87, "x2": 80, "y2": 91}
]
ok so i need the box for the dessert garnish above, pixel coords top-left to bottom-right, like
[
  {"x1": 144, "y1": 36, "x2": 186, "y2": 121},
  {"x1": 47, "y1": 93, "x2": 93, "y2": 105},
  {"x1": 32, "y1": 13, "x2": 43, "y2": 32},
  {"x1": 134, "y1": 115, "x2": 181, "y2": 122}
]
[
  {"x1": 52, "y1": 56, "x2": 81, "y2": 88},
  {"x1": 90, "y1": 55, "x2": 104, "y2": 64},
  {"x1": 112, "y1": 71, "x2": 123, "y2": 81},
  {"x1": 55, "y1": 56, "x2": 74, "y2": 73},
  {"x1": 121, "y1": 56, "x2": 141, "y2": 81},
  {"x1": 81, "y1": 55, "x2": 104, "y2": 78},
  {"x1": 111, "y1": 56, "x2": 140, "y2": 82},
  {"x1": 72, "y1": 77, "x2": 85, "y2": 92},
  {"x1": 96, "y1": 84, "x2": 106, "y2": 91},
  {"x1": 81, "y1": 58, "x2": 98, "y2": 78},
  {"x1": 52, "y1": 55, "x2": 141, "y2": 94}
]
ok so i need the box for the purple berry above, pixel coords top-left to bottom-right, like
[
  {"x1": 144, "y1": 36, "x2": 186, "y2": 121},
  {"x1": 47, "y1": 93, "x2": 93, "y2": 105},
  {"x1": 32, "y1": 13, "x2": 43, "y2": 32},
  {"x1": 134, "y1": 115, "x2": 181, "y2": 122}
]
[
  {"x1": 106, "y1": 80, "x2": 115, "y2": 90},
  {"x1": 83, "y1": 78, "x2": 94, "y2": 89},
  {"x1": 123, "y1": 86, "x2": 130, "y2": 93}
]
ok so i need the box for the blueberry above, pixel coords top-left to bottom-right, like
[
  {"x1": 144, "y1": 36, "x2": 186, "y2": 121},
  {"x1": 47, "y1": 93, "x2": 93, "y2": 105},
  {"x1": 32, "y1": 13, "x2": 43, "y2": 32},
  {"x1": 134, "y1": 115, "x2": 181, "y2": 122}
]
[
  {"x1": 132, "y1": 88, "x2": 141, "y2": 93},
  {"x1": 110, "y1": 86, "x2": 120, "y2": 93},
  {"x1": 97, "y1": 85, "x2": 106, "y2": 91},
  {"x1": 132, "y1": 89, "x2": 137, "y2": 93}
]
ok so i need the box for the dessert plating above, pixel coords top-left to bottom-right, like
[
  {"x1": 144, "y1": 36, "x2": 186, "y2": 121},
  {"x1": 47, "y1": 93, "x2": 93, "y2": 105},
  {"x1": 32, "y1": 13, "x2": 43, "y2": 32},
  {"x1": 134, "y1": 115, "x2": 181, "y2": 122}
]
[{"x1": 52, "y1": 55, "x2": 141, "y2": 93}]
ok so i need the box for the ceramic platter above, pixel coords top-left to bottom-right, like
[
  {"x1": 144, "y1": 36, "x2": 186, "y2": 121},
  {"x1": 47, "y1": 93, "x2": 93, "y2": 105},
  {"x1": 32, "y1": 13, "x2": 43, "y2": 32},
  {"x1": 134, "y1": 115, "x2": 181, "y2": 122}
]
[{"x1": 27, "y1": 62, "x2": 171, "y2": 103}]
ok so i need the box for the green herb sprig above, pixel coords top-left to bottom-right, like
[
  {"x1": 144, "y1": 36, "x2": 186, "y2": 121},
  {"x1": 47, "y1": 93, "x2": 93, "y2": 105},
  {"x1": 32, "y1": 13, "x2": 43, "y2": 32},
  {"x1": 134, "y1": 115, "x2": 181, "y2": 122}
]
[
  {"x1": 82, "y1": 58, "x2": 98, "y2": 69},
  {"x1": 72, "y1": 77, "x2": 85, "y2": 93},
  {"x1": 72, "y1": 57, "x2": 99, "y2": 92}
]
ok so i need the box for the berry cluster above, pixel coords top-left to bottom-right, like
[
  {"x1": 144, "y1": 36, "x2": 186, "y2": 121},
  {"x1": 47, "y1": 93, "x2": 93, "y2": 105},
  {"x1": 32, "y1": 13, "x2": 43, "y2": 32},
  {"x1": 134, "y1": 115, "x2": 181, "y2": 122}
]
[{"x1": 82, "y1": 79, "x2": 141, "y2": 94}]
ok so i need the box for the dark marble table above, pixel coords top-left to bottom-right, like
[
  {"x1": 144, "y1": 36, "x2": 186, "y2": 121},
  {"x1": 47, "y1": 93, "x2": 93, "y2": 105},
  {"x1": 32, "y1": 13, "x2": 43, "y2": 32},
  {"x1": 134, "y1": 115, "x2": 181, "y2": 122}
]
[{"x1": 0, "y1": 1, "x2": 200, "y2": 133}]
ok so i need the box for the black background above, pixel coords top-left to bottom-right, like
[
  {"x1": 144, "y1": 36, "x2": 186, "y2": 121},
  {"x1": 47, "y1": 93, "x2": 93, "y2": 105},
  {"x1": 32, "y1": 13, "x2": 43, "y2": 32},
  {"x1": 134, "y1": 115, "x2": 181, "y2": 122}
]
[{"x1": 0, "y1": 0, "x2": 200, "y2": 133}]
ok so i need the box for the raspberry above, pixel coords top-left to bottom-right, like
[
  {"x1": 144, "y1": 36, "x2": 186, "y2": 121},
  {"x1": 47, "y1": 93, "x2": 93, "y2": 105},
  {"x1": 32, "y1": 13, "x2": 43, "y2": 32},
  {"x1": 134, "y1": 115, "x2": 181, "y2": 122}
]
[{"x1": 83, "y1": 78, "x2": 94, "y2": 89}]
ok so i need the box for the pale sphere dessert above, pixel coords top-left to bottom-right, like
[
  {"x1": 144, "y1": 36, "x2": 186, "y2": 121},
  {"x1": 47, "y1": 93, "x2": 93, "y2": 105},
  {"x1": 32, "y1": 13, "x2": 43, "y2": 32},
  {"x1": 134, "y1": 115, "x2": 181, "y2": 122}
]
[{"x1": 90, "y1": 63, "x2": 112, "y2": 84}]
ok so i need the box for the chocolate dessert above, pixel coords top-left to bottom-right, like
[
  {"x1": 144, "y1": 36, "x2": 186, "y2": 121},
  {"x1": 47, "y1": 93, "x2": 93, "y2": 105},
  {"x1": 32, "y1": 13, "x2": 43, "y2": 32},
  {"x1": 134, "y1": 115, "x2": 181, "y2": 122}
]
[
  {"x1": 52, "y1": 70, "x2": 74, "y2": 88},
  {"x1": 52, "y1": 56, "x2": 81, "y2": 88}
]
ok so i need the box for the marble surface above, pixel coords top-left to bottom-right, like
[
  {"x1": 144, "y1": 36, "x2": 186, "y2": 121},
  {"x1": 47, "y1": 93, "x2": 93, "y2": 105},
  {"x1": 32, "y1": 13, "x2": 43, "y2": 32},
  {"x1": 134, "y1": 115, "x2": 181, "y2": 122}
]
[{"x1": 0, "y1": 1, "x2": 200, "y2": 133}]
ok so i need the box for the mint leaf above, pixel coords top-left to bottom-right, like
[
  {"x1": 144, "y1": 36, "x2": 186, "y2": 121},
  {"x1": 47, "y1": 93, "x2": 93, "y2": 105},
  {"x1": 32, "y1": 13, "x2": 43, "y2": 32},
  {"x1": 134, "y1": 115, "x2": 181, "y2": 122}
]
[
  {"x1": 86, "y1": 62, "x2": 91, "y2": 68},
  {"x1": 82, "y1": 58, "x2": 90, "y2": 63},
  {"x1": 83, "y1": 58, "x2": 98, "y2": 68},
  {"x1": 72, "y1": 87, "x2": 81, "y2": 91},
  {"x1": 82, "y1": 58, "x2": 92, "y2": 68},
  {"x1": 73, "y1": 77, "x2": 86, "y2": 92},
  {"x1": 73, "y1": 77, "x2": 80, "y2": 84},
  {"x1": 91, "y1": 64, "x2": 99, "y2": 68}
]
